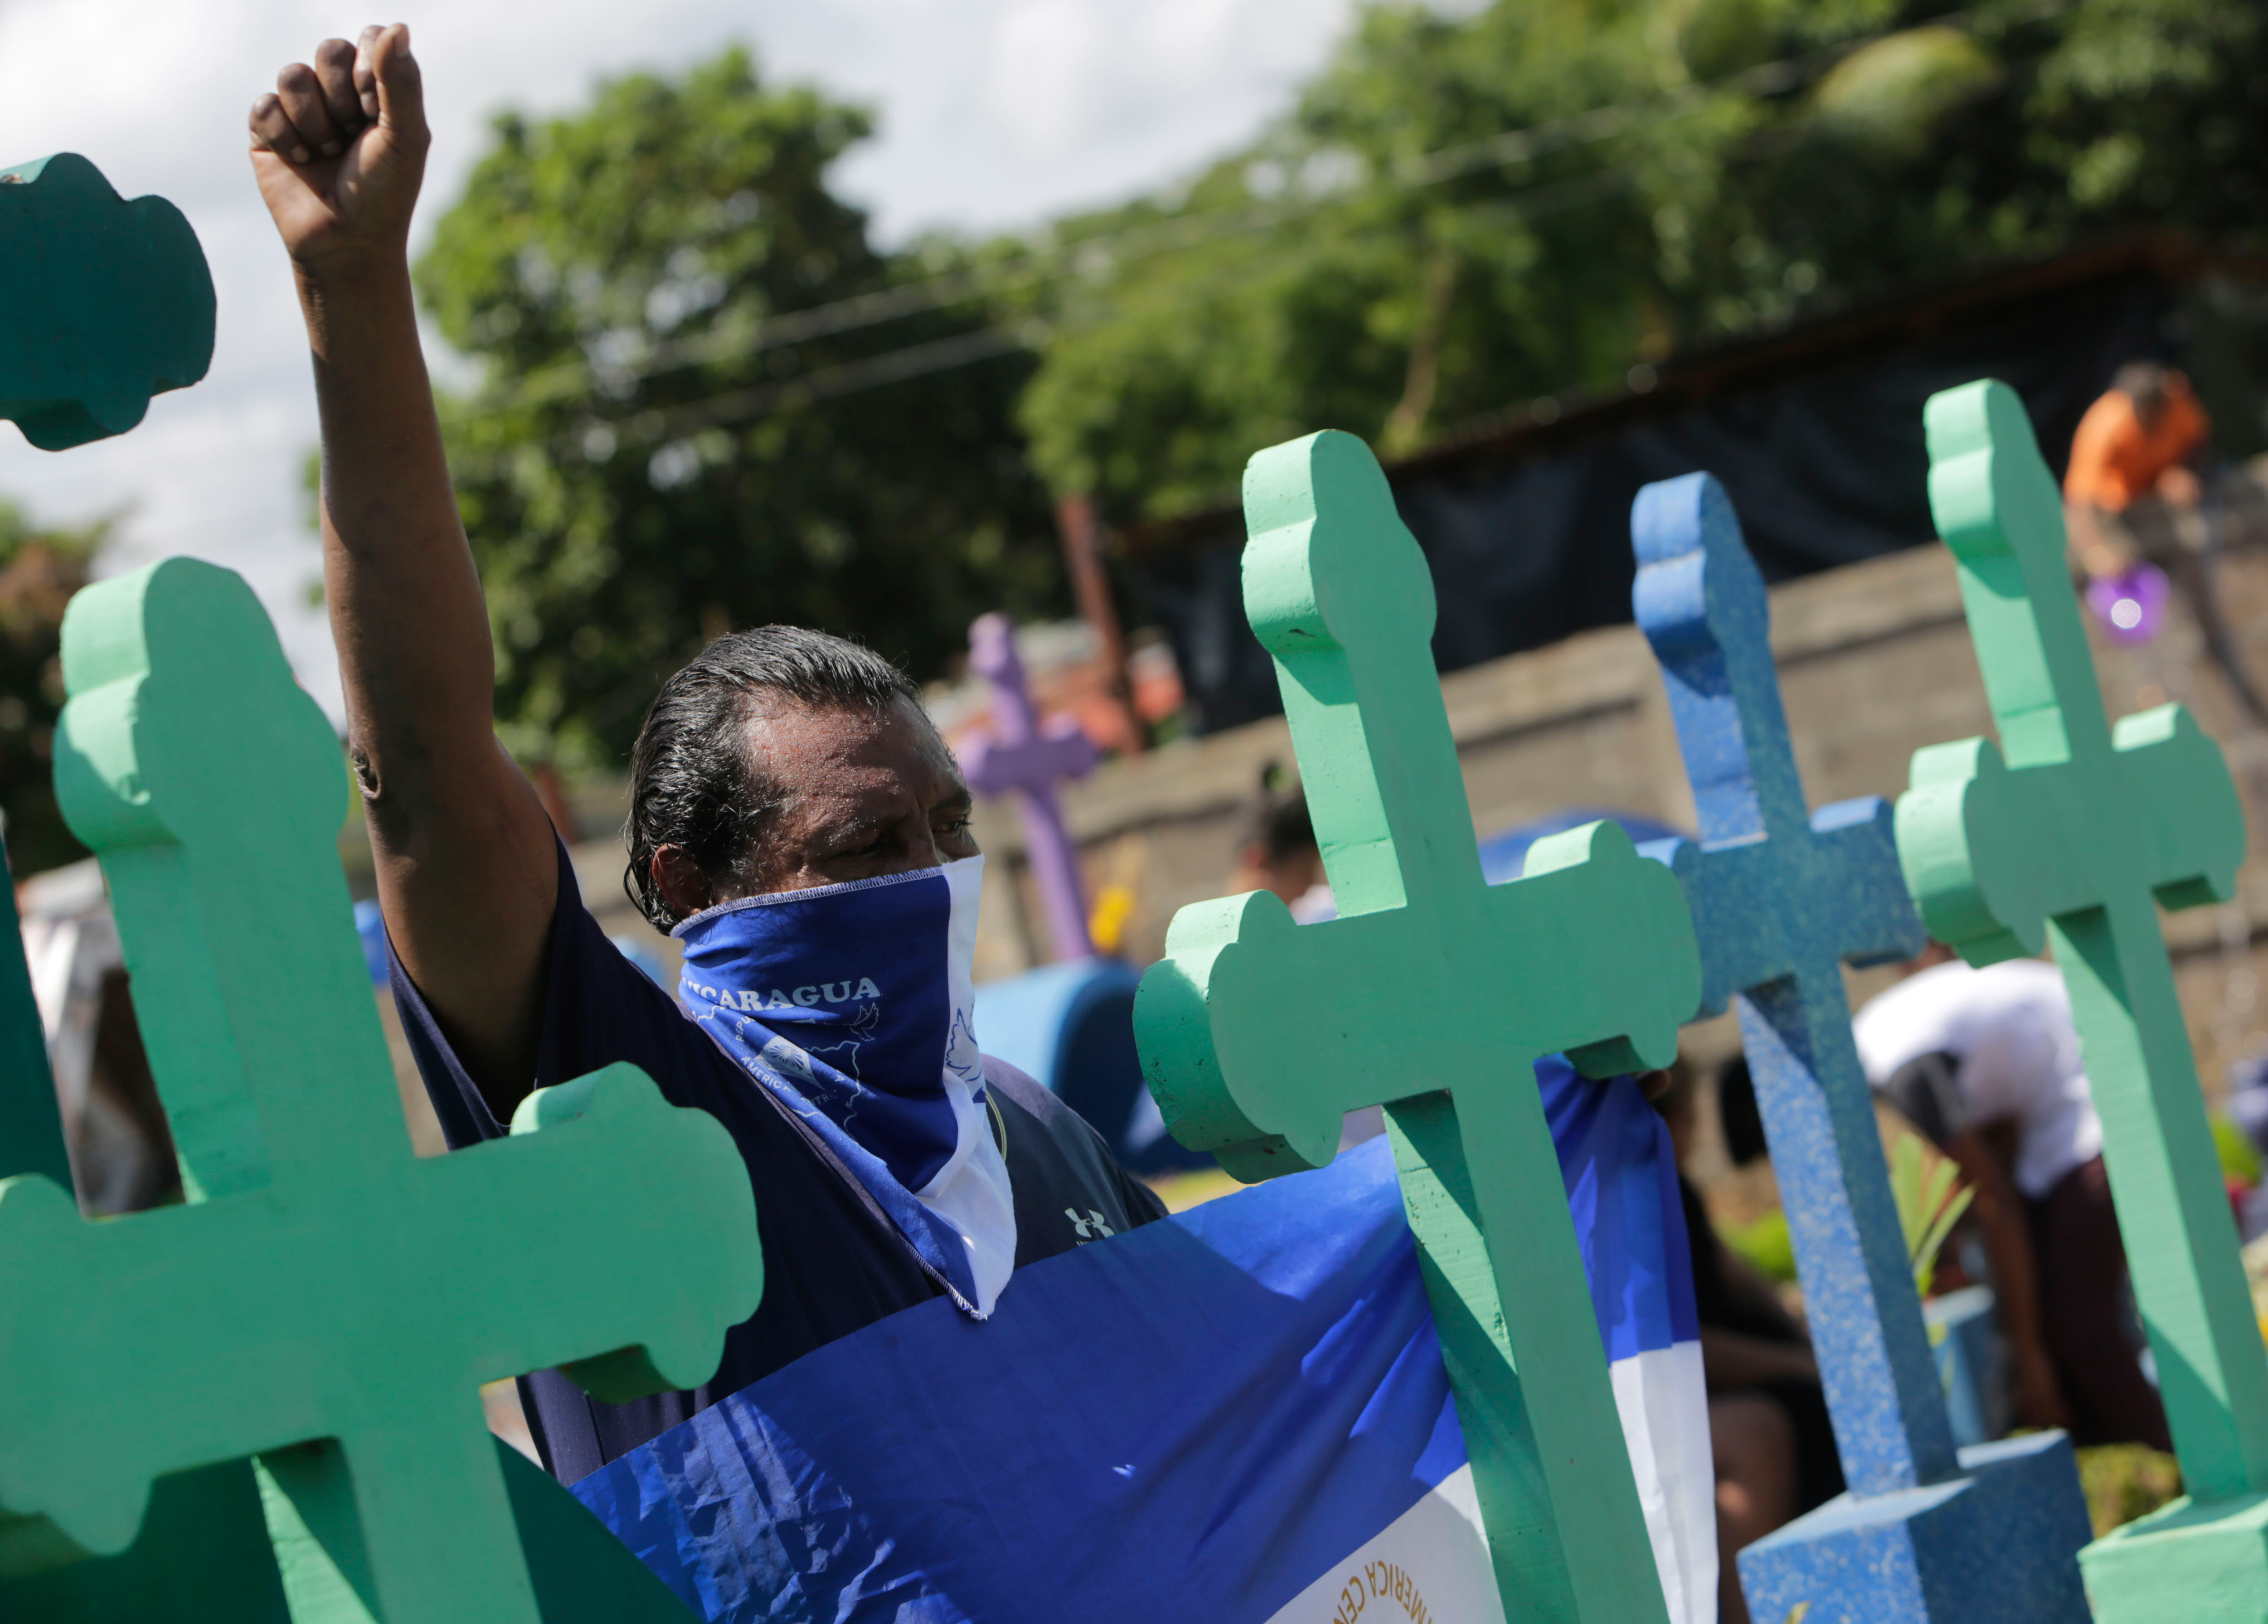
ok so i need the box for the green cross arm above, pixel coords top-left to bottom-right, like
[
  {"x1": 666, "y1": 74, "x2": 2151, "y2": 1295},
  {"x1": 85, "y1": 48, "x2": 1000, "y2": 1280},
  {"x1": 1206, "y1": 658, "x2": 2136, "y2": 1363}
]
[
  {"x1": 1897, "y1": 379, "x2": 2267, "y2": 1506},
  {"x1": 1140, "y1": 433, "x2": 1697, "y2": 1174},
  {"x1": 0, "y1": 154, "x2": 214, "y2": 451},
  {"x1": 0, "y1": 1066, "x2": 747, "y2": 1539},
  {"x1": 1141, "y1": 818, "x2": 1692, "y2": 1175},
  {"x1": 0, "y1": 559, "x2": 762, "y2": 1621},
  {"x1": 1136, "y1": 431, "x2": 1699, "y2": 1622},
  {"x1": 1904, "y1": 703, "x2": 2238, "y2": 963}
]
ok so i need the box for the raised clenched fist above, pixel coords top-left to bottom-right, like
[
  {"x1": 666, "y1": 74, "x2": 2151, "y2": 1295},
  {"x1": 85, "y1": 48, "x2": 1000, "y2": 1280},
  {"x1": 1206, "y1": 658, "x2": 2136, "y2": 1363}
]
[{"x1": 249, "y1": 24, "x2": 428, "y2": 274}]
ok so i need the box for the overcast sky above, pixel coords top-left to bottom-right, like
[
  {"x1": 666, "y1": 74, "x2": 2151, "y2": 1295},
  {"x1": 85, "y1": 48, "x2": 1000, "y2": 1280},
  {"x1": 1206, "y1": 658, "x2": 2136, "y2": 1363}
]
[{"x1": 0, "y1": 0, "x2": 1361, "y2": 721}]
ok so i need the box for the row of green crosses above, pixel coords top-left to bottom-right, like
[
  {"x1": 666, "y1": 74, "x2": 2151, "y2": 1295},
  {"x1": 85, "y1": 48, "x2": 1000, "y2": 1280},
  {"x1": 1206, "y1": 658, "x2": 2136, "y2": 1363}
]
[{"x1": 1134, "y1": 384, "x2": 2268, "y2": 1621}]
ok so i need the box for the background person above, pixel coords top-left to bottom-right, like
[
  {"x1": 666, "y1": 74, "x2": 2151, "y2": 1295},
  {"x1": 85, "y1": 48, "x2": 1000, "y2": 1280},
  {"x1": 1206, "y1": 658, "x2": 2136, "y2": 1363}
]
[
  {"x1": 249, "y1": 24, "x2": 1164, "y2": 1486},
  {"x1": 1853, "y1": 946, "x2": 2170, "y2": 1450},
  {"x1": 2064, "y1": 360, "x2": 2268, "y2": 723}
]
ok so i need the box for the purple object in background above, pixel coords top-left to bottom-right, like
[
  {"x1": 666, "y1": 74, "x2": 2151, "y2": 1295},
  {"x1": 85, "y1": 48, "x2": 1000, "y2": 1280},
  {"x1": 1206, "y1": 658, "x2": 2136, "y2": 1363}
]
[
  {"x1": 2084, "y1": 562, "x2": 2171, "y2": 645},
  {"x1": 961, "y1": 613, "x2": 1100, "y2": 961}
]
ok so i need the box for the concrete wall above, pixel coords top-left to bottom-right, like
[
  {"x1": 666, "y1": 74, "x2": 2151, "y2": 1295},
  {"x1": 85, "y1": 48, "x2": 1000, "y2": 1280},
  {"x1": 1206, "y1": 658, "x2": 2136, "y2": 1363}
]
[{"x1": 939, "y1": 538, "x2": 2268, "y2": 1115}]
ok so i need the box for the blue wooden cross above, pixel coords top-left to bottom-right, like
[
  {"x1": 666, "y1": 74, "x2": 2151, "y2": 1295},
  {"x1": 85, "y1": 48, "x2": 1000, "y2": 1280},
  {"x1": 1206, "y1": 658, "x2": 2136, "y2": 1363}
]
[{"x1": 1631, "y1": 473, "x2": 2092, "y2": 1621}]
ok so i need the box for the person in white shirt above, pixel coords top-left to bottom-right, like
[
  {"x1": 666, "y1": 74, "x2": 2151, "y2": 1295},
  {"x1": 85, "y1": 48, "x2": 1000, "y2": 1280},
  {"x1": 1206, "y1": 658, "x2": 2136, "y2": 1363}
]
[{"x1": 1853, "y1": 947, "x2": 2170, "y2": 1451}]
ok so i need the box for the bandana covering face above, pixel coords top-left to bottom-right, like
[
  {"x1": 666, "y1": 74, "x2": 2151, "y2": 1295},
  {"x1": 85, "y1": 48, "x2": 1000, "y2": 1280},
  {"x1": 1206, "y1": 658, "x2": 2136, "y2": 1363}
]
[{"x1": 673, "y1": 855, "x2": 1016, "y2": 1316}]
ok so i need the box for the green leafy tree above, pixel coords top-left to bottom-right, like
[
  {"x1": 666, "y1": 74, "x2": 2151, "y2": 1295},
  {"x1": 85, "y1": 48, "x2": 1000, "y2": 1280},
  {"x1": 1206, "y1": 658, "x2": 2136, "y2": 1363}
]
[
  {"x1": 417, "y1": 48, "x2": 1060, "y2": 766},
  {"x1": 1016, "y1": 0, "x2": 2268, "y2": 526},
  {"x1": 0, "y1": 502, "x2": 106, "y2": 875}
]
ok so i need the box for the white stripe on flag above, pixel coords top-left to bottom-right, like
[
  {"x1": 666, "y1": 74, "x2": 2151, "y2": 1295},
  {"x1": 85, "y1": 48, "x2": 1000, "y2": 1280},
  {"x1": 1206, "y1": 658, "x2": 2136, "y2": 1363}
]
[
  {"x1": 1264, "y1": 1342, "x2": 1716, "y2": 1624},
  {"x1": 1610, "y1": 1339, "x2": 1719, "y2": 1624},
  {"x1": 1263, "y1": 1464, "x2": 1507, "y2": 1624}
]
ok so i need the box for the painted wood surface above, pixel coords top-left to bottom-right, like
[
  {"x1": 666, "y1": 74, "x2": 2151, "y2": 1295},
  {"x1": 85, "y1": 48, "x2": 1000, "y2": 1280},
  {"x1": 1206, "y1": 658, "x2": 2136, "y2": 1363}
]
[
  {"x1": 1636, "y1": 472, "x2": 1952, "y2": 1492},
  {"x1": 1896, "y1": 379, "x2": 2268, "y2": 1616},
  {"x1": 0, "y1": 153, "x2": 214, "y2": 450},
  {"x1": 1133, "y1": 430, "x2": 1699, "y2": 1623},
  {"x1": 1637, "y1": 470, "x2": 2091, "y2": 1621},
  {"x1": 0, "y1": 560, "x2": 761, "y2": 1620}
]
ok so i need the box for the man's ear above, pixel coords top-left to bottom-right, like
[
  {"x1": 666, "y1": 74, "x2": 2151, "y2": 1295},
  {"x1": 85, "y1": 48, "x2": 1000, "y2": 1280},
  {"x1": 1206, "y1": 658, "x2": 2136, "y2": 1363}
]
[{"x1": 652, "y1": 845, "x2": 716, "y2": 921}]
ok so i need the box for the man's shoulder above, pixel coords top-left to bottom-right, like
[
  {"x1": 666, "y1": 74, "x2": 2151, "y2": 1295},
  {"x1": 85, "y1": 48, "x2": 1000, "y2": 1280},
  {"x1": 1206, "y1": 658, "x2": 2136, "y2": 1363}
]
[
  {"x1": 983, "y1": 1055, "x2": 1169, "y2": 1256},
  {"x1": 981, "y1": 1054, "x2": 1072, "y2": 1118},
  {"x1": 983, "y1": 1054, "x2": 1120, "y2": 1174},
  {"x1": 982, "y1": 1054, "x2": 1147, "y2": 1174}
]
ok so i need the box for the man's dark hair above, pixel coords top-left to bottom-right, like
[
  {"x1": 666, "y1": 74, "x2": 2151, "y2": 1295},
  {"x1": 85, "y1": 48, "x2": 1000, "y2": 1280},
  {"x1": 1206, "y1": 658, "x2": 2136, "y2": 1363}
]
[
  {"x1": 1243, "y1": 761, "x2": 1316, "y2": 863},
  {"x1": 2114, "y1": 360, "x2": 2172, "y2": 422},
  {"x1": 623, "y1": 625, "x2": 919, "y2": 931}
]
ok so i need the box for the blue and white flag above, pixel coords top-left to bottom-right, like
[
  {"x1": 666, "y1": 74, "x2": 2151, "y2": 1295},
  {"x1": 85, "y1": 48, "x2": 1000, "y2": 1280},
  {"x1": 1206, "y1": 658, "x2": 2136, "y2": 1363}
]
[
  {"x1": 1541, "y1": 1057, "x2": 1715, "y2": 1623},
  {"x1": 574, "y1": 1059, "x2": 1712, "y2": 1623}
]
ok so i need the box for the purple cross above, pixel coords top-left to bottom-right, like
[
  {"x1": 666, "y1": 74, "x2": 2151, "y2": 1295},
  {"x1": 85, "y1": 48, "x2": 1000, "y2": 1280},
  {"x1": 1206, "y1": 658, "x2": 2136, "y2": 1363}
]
[{"x1": 961, "y1": 613, "x2": 1100, "y2": 961}]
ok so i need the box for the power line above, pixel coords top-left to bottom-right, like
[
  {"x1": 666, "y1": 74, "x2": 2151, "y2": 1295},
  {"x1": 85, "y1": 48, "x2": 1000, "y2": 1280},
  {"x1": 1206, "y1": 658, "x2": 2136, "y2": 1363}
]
[
  {"x1": 458, "y1": 10, "x2": 2012, "y2": 419},
  {"x1": 572, "y1": 324, "x2": 1037, "y2": 454},
  {"x1": 453, "y1": 163, "x2": 1651, "y2": 476}
]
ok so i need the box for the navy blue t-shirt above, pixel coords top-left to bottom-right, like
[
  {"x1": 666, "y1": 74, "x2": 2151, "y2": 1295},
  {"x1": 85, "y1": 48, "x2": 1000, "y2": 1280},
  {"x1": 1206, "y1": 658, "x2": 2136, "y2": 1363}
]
[{"x1": 392, "y1": 842, "x2": 1167, "y2": 1483}]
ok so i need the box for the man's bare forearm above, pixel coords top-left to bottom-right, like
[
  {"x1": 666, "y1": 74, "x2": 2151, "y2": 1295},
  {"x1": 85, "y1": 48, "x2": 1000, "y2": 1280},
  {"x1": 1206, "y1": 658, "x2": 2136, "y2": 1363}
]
[
  {"x1": 302, "y1": 257, "x2": 558, "y2": 1099},
  {"x1": 256, "y1": 27, "x2": 556, "y2": 1105},
  {"x1": 305, "y1": 261, "x2": 496, "y2": 814}
]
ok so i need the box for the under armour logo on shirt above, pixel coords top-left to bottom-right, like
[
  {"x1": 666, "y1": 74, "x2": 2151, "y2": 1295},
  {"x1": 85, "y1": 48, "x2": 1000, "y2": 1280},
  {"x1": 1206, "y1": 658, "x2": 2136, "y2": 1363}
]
[{"x1": 1065, "y1": 1208, "x2": 1116, "y2": 1242}]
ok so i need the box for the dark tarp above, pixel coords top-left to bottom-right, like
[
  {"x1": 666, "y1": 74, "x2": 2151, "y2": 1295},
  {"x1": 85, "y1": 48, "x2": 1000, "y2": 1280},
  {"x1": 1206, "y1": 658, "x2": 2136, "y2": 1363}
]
[{"x1": 1131, "y1": 267, "x2": 2174, "y2": 735}]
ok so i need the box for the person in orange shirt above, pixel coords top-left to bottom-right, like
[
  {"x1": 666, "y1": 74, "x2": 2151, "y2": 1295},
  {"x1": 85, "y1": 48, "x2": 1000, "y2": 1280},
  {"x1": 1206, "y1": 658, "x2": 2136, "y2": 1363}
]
[
  {"x1": 2065, "y1": 362, "x2": 2209, "y2": 535},
  {"x1": 2063, "y1": 361, "x2": 2268, "y2": 722}
]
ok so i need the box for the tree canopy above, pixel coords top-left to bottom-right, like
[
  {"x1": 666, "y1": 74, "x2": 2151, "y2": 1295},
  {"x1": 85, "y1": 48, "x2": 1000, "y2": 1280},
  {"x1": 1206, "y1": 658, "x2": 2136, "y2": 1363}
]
[
  {"x1": 1016, "y1": 0, "x2": 2268, "y2": 526},
  {"x1": 413, "y1": 3, "x2": 2268, "y2": 761},
  {"x1": 416, "y1": 49, "x2": 1059, "y2": 767}
]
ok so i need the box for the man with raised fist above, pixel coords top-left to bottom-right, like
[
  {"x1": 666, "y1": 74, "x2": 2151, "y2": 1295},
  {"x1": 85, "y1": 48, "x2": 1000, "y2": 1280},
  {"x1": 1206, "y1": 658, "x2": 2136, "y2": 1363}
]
[{"x1": 250, "y1": 25, "x2": 1163, "y2": 1484}]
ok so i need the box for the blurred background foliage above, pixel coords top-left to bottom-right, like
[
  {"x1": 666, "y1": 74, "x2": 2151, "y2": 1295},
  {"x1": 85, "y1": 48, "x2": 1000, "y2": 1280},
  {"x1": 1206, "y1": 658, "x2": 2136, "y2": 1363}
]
[
  {"x1": 0, "y1": 503, "x2": 105, "y2": 875},
  {"x1": 393, "y1": 0, "x2": 2268, "y2": 764},
  {"x1": 1020, "y1": 0, "x2": 2268, "y2": 523}
]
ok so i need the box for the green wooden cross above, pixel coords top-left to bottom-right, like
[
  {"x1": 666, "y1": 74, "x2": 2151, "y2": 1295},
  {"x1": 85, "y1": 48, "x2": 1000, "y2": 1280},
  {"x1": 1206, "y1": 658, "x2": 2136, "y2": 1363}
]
[
  {"x1": 1897, "y1": 380, "x2": 2268, "y2": 1610},
  {"x1": 1134, "y1": 431, "x2": 1701, "y2": 1622},
  {"x1": 0, "y1": 153, "x2": 214, "y2": 450},
  {"x1": 0, "y1": 779, "x2": 299, "y2": 1622},
  {"x1": 0, "y1": 558, "x2": 763, "y2": 1620}
]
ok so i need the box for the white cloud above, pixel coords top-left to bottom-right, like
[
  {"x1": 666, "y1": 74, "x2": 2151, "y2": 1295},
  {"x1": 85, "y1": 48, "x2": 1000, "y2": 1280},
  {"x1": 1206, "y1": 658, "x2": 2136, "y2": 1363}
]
[
  {"x1": 957, "y1": 0, "x2": 1350, "y2": 226},
  {"x1": 0, "y1": 0, "x2": 1362, "y2": 730},
  {"x1": 987, "y1": 0, "x2": 1116, "y2": 158}
]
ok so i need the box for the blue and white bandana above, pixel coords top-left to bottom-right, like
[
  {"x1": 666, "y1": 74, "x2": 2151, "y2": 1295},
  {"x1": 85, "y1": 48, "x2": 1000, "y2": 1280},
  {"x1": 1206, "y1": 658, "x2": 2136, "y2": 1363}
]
[{"x1": 673, "y1": 855, "x2": 1016, "y2": 1316}]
